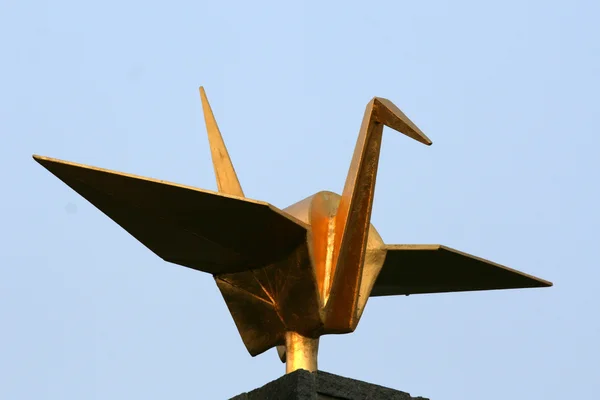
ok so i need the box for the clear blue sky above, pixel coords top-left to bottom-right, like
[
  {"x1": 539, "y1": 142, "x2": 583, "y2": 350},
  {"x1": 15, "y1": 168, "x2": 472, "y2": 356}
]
[{"x1": 1, "y1": 0, "x2": 598, "y2": 399}]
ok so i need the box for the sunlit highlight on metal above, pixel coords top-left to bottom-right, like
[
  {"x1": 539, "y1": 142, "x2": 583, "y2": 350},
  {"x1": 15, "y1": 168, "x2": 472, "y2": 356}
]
[{"x1": 33, "y1": 86, "x2": 552, "y2": 374}]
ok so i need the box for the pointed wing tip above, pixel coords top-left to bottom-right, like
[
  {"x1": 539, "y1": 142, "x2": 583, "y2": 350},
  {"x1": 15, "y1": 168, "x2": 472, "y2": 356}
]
[
  {"x1": 32, "y1": 155, "x2": 74, "y2": 170},
  {"x1": 526, "y1": 277, "x2": 552, "y2": 289},
  {"x1": 539, "y1": 279, "x2": 553, "y2": 288},
  {"x1": 32, "y1": 154, "x2": 52, "y2": 166}
]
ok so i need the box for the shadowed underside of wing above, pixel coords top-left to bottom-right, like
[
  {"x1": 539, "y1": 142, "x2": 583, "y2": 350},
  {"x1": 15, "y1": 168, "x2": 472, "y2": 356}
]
[
  {"x1": 33, "y1": 155, "x2": 308, "y2": 275},
  {"x1": 371, "y1": 245, "x2": 552, "y2": 296}
]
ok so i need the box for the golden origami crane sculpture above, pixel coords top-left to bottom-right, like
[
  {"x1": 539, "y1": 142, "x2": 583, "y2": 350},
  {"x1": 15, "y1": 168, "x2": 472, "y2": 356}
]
[{"x1": 34, "y1": 87, "x2": 552, "y2": 374}]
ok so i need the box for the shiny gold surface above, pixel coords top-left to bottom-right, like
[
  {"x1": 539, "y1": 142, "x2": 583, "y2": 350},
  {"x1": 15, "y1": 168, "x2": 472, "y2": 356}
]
[
  {"x1": 326, "y1": 97, "x2": 432, "y2": 333},
  {"x1": 199, "y1": 87, "x2": 244, "y2": 197},
  {"x1": 284, "y1": 332, "x2": 319, "y2": 373},
  {"x1": 34, "y1": 88, "x2": 552, "y2": 374}
]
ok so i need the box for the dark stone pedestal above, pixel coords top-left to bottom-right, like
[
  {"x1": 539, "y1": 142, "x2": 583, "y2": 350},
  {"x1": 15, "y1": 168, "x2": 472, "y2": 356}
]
[{"x1": 230, "y1": 369, "x2": 428, "y2": 400}]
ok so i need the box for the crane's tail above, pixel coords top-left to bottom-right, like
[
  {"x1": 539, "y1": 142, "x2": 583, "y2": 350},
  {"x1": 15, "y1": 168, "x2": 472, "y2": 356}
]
[{"x1": 199, "y1": 87, "x2": 245, "y2": 197}]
